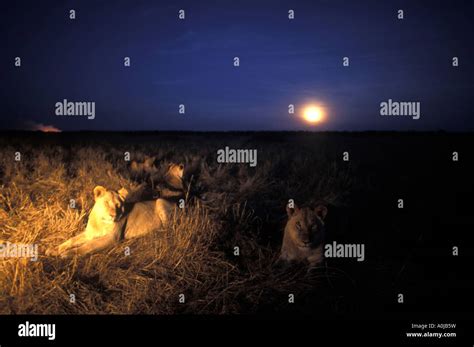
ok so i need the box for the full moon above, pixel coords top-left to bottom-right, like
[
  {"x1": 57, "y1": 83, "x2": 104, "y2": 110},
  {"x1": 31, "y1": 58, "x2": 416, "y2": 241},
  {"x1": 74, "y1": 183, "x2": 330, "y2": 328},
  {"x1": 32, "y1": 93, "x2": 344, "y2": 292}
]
[{"x1": 302, "y1": 105, "x2": 325, "y2": 124}]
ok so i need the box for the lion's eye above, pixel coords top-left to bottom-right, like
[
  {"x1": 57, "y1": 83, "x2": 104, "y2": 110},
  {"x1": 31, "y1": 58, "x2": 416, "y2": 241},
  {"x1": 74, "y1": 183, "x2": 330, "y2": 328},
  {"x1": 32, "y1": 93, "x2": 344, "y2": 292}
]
[{"x1": 296, "y1": 221, "x2": 302, "y2": 231}]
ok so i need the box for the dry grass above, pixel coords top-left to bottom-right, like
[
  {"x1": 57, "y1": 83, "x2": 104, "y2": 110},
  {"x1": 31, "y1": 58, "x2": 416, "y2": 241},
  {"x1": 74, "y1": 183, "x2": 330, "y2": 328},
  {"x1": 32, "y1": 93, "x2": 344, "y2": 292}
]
[{"x1": 0, "y1": 136, "x2": 353, "y2": 314}]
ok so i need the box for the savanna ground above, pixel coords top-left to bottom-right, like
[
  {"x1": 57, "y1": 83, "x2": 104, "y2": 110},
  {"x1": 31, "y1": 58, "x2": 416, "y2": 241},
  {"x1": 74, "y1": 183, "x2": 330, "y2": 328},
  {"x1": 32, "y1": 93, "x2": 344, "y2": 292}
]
[{"x1": 0, "y1": 131, "x2": 473, "y2": 317}]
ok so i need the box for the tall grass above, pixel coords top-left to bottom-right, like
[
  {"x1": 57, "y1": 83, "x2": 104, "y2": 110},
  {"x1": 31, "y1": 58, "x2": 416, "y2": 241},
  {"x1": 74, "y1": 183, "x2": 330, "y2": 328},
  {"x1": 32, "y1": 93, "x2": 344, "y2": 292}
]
[{"x1": 0, "y1": 137, "x2": 353, "y2": 314}]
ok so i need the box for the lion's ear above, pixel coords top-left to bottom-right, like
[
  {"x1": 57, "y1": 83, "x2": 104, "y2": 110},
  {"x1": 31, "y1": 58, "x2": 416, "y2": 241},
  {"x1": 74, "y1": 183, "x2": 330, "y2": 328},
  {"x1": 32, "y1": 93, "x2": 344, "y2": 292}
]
[
  {"x1": 314, "y1": 205, "x2": 328, "y2": 220},
  {"x1": 93, "y1": 186, "x2": 107, "y2": 200},
  {"x1": 286, "y1": 203, "x2": 298, "y2": 217},
  {"x1": 118, "y1": 188, "x2": 129, "y2": 201}
]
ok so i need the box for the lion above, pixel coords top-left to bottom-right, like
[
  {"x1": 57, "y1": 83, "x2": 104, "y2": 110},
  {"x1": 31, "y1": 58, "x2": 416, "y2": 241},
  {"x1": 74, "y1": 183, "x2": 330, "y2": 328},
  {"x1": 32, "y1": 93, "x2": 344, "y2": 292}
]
[
  {"x1": 45, "y1": 185, "x2": 175, "y2": 258},
  {"x1": 278, "y1": 203, "x2": 328, "y2": 268},
  {"x1": 46, "y1": 163, "x2": 186, "y2": 258}
]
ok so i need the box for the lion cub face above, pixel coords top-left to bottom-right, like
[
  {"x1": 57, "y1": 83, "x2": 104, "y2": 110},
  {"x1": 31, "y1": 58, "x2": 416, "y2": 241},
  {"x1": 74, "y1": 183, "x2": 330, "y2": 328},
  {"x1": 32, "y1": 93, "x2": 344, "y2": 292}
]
[
  {"x1": 92, "y1": 186, "x2": 129, "y2": 223},
  {"x1": 279, "y1": 204, "x2": 328, "y2": 266}
]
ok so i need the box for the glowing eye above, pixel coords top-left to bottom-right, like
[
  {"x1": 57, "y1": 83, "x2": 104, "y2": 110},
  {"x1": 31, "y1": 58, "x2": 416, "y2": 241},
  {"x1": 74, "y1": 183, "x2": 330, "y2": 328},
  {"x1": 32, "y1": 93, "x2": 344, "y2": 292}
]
[{"x1": 296, "y1": 222, "x2": 302, "y2": 231}]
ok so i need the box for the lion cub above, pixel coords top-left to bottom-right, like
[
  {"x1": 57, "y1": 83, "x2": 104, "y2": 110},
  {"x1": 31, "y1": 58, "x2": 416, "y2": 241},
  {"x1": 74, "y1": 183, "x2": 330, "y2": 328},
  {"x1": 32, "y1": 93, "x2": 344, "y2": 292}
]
[{"x1": 278, "y1": 203, "x2": 328, "y2": 268}]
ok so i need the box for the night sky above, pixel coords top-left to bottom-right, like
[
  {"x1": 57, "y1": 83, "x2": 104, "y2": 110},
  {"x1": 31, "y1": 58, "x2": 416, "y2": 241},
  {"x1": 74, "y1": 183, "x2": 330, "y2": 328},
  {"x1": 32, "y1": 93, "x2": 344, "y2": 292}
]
[{"x1": 1, "y1": 0, "x2": 473, "y2": 131}]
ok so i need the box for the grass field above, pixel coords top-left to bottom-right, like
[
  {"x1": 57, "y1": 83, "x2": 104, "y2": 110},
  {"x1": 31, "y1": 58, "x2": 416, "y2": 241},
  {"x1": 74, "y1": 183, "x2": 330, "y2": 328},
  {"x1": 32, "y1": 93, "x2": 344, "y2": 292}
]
[
  {"x1": 0, "y1": 132, "x2": 354, "y2": 314},
  {"x1": 0, "y1": 132, "x2": 473, "y2": 316}
]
